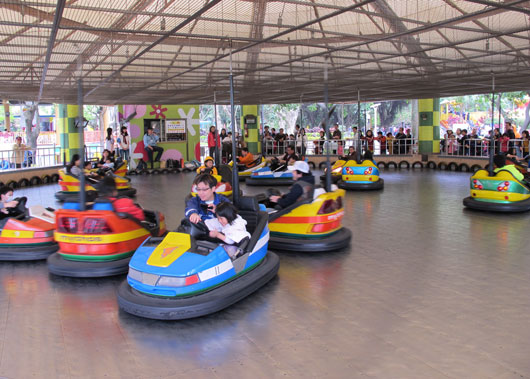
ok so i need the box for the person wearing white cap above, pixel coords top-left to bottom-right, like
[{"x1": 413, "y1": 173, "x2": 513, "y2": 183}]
[{"x1": 269, "y1": 160, "x2": 315, "y2": 209}]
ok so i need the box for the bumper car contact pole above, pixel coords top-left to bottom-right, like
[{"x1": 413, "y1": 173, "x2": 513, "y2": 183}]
[
  {"x1": 488, "y1": 74, "x2": 495, "y2": 177},
  {"x1": 357, "y1": 89, "x2": 361, "y2": 163},
  {"x1": 324, "y1": 57, "x2": 332, "y2": 193},
  {"x1": 77, "y1": 77, "x2": 86, "y2": 211},
  {"x1": 214, "y1": 91, "x2": 220, "y2": 167},
  {"x1": 229, "y1": 39, "x2": 240, "y2": 205}
]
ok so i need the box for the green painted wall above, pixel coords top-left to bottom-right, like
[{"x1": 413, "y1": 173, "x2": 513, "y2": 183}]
[{"x1": 418, "y1": 98, "x2": 440, "y2": 154}]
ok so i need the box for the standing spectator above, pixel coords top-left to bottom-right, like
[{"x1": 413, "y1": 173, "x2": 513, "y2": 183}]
[
  {"x1": 12, "y1": 136, "x2": 28, "y2": 169},
  {"x1": 460, "y1": 129, "x2": 469, "y2": 155},
  {"x1": 222, "y1": 131, "x2": 233, "y2": 162},
  {"x1": 275, "y1": 128, "x2": 287, "y2": 154},
  {"x1": 262, "y1": 131, "x2": 273, "y2": 156},
  {"x1": 119, "y1": 126, "x2": 130, "y2": 162},
  {"x1": 468, "y1": 128, "x2": 478, "y2": 156},
  {"x1": 104, "y1": 127, "x2": 115, "y2": 157},
  {"x1": 386, "y1": 132, "x2": 394, "y2": 154},
  {"x1": 208, "y1": 126, "x2": 220, "y2": 158},
  {"x1": 505, "y1": 121, "x2": 516, "y2": 155},
  {"x1": 405, "y1": 128, "x2": 413, "y2": 154},
  {"x1": 332, "y1": 124, "x2": 342, "y2": 154},
  {"x1": 375, "y1": 131, "x2": 387, "y2": 154},
  {"x1": 520, "y1": 130, "x2": 530, "y2": 157},
  {"x1": 395, "y1": 127, "x2": 406, "y2": 154},
  {"x1": 318, "y1": 130, "x2": 326, "y2": 155},
  {"x1": 362, "y1": 130, "x2": 375, "y2": 153},
  {"x1": 447, "y1": 134, "x2": 458, "y2": 155},
  {"x1": 143, "y1": 126, "x2": 164, "y2": 169},
  {"x1": 493, "y1": 128, "x2": 502, "y2": 154},
  {"x1": 219, "y1": 128, "x2": 227, "y2": 142},
  {"x1": 296, "y1": 127, "x2": 307, "y2": 157},
  {"x1": 270, "y1": 128, "x2": 277, "y2": 138}
]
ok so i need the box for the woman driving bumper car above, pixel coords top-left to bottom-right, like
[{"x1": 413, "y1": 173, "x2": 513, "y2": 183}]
[{"x1": 261, "y1": 161, "x2": 351, "y2": 252}]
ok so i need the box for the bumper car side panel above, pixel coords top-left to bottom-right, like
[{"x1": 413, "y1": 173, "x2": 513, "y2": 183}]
[
  {"x1": 117, "y1": 252, "x2": 280, "y2": 320},
  {"x1": 463, "y1": 196, "x2": 530, "y2": 212},
  {"x1": 338, "y1": 178, "x2": 384, "y2": 190},
  {"x1": 47, "y1": 252, "x2": 131, "y2": 277},
  {"x1": 268, "y1": 227, "x2": 351, "y2": 252}
]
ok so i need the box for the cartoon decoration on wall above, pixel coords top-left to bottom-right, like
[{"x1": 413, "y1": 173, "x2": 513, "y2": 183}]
[{"x1": 150, "y1": 105, "x2": 168, "y2": 119}]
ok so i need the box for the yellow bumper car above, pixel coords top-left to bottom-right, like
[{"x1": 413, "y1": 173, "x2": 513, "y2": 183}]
[
  {"x1": 262, "y1": 188, "x2": 351, "y2": 252},
  {"x1": 319, "y1": 159, "x2": 345, "y2": 184},
  {"x1": 337, "y1": 160, "x2": 384, "y2": 190},
  {"x1": 55, "y1": 169, "x2": 137, "y2": 202},
  {"x1": 463, "y1": 169, "x2": 530, "y2": 212}
]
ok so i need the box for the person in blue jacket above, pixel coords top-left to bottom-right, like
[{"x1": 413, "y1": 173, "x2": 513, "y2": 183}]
[{"x1": 185, "y1": 174, "x2": 230, "y2": 224}]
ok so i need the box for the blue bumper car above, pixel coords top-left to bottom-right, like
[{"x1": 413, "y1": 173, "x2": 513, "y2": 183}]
[
  {"x1": 117, "y1": 197, "x2": 279, "y2": 320},
  {"x1": 244, "y1": 166, "x2": 293, "y2": 186}
]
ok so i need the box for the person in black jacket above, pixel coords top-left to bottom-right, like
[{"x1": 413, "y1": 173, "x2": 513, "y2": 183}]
[{"x1": 269, "y1": 161, "x2": 315, "y2": 209}]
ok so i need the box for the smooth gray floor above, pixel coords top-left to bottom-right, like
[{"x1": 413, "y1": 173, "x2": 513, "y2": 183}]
[{"x1": 1, "y1": 169, "x2": 530, "y2": 379}]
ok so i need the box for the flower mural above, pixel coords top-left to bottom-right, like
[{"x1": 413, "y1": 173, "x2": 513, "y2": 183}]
[{"x1": 149, "y1": 105, "x2": 168, "y2": 119}]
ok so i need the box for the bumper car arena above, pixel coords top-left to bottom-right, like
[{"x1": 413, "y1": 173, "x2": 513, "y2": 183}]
[
  {"x1": 2, "y1": 1, "x2": 530, "y2": 377},
  {"x1": 4, "y1": 170, "x2": 530, "y2": 378}
]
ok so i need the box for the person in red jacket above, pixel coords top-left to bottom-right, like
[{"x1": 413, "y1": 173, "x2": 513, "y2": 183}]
[
  {"x1": 99, "y1": 176, "x2": 145, "y2": 221},
  {"x1": 208, "y1": 126, "x2": 220, "y2": 158}
]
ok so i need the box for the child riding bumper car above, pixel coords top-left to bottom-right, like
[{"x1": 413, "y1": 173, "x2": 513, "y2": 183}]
[
  {"x1": 337, "y1": 159, "x2": 384, "y2": 190},
  {"x1": 49, "y1": 177, "x2": 166, "y2": 278},
  {"x1": 0, "y1": 191, "x2": 58, "y2": 261},
  {"x1": 55, "y1": 168, "x2": 136, "y2": 202},
  {"x1": 117, "y1": 196, "x2": 279, "y2": 320},
  {"x1": 189, "y1": 163, "x2": 234, "y2": 199}
]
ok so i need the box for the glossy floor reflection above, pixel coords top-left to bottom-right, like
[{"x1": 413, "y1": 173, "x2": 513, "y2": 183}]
[{"x1": 1, "y1": 170, "x2": 530, "y2": 378}]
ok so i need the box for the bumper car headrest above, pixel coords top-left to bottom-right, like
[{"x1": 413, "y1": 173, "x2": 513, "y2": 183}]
[{"x1": 236, "y1": 196, "x2": 259, "y2": 212}]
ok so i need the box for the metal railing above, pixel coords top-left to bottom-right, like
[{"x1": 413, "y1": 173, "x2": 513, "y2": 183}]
[
  {"x1": 262, "y1": 138, "x2": 417, "y2": 156},
  {"x1": 0, "y1": 145, "x2": 105, "y2": 171},
  {"x1": 0, "y1": 146, "x2": 60, "y2": 170},
  {"x1": 439, "y1": 138, "x2": 526, "y2": 158}
]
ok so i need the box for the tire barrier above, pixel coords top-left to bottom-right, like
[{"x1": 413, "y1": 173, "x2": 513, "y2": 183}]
[
  {"x1": 141, "y1": 170, "x2": 150, "y2": 175},
  {"x1": 182, "y1": 168, "x2": 191, "y2": 173},
  {"x1": 377, "y1": 161, "x2": 387, "y2": 169},
  {"x1": 458, "y1": 163, "x2": 470, "y2": 172},
  {"x1": 387, "y1": 161, "x2": 397, "y2": 169},
  {"x1": 7, "y1": 180, "x2": 18, "y2": 189},
  {"x1": 427, "y1": 161, "x2": 437, "y2": 169},
  {"x1": 161, "y1": 169, "x2": 169, "y2": 174},
  {"x1": 308, "y1": 161, "x2": 316, "y2": 170},
  {"x1": 18, "y1": 178, "x2": 30, "y2": 188},
  {"x1": 42, "y1": 175, "x2": 51, "y2": 184},
  {"x1": 437, "y1": 162, "x2": 447, "y2": 170},
  {"x1": 447, "y1": 162, "x2": 459, "y2": 171},
  {"x1": 412, "y1": 161, "x2": 424, "y2": 169},
  {"x1": 318, "y1": 162, "x2": 327, "y2": 170},
  {"x1": 30, "y1": 176, "x2": 42, "y2": 186},
  {"x1": 398, "y1": 161, "x2": 410, "y2": 169},
  {"x1": 51, "y1": 173, "x2": 60, "y2": 182},
  {"x1": 152, "y1": 169, "x2": 161, "y2": 175},
  {"x1": 128, "y1": 170, "x2": 137, "y2": 176},
  {"x1": 470, "y1": 164, "x2": 482, "y2": 172}
]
